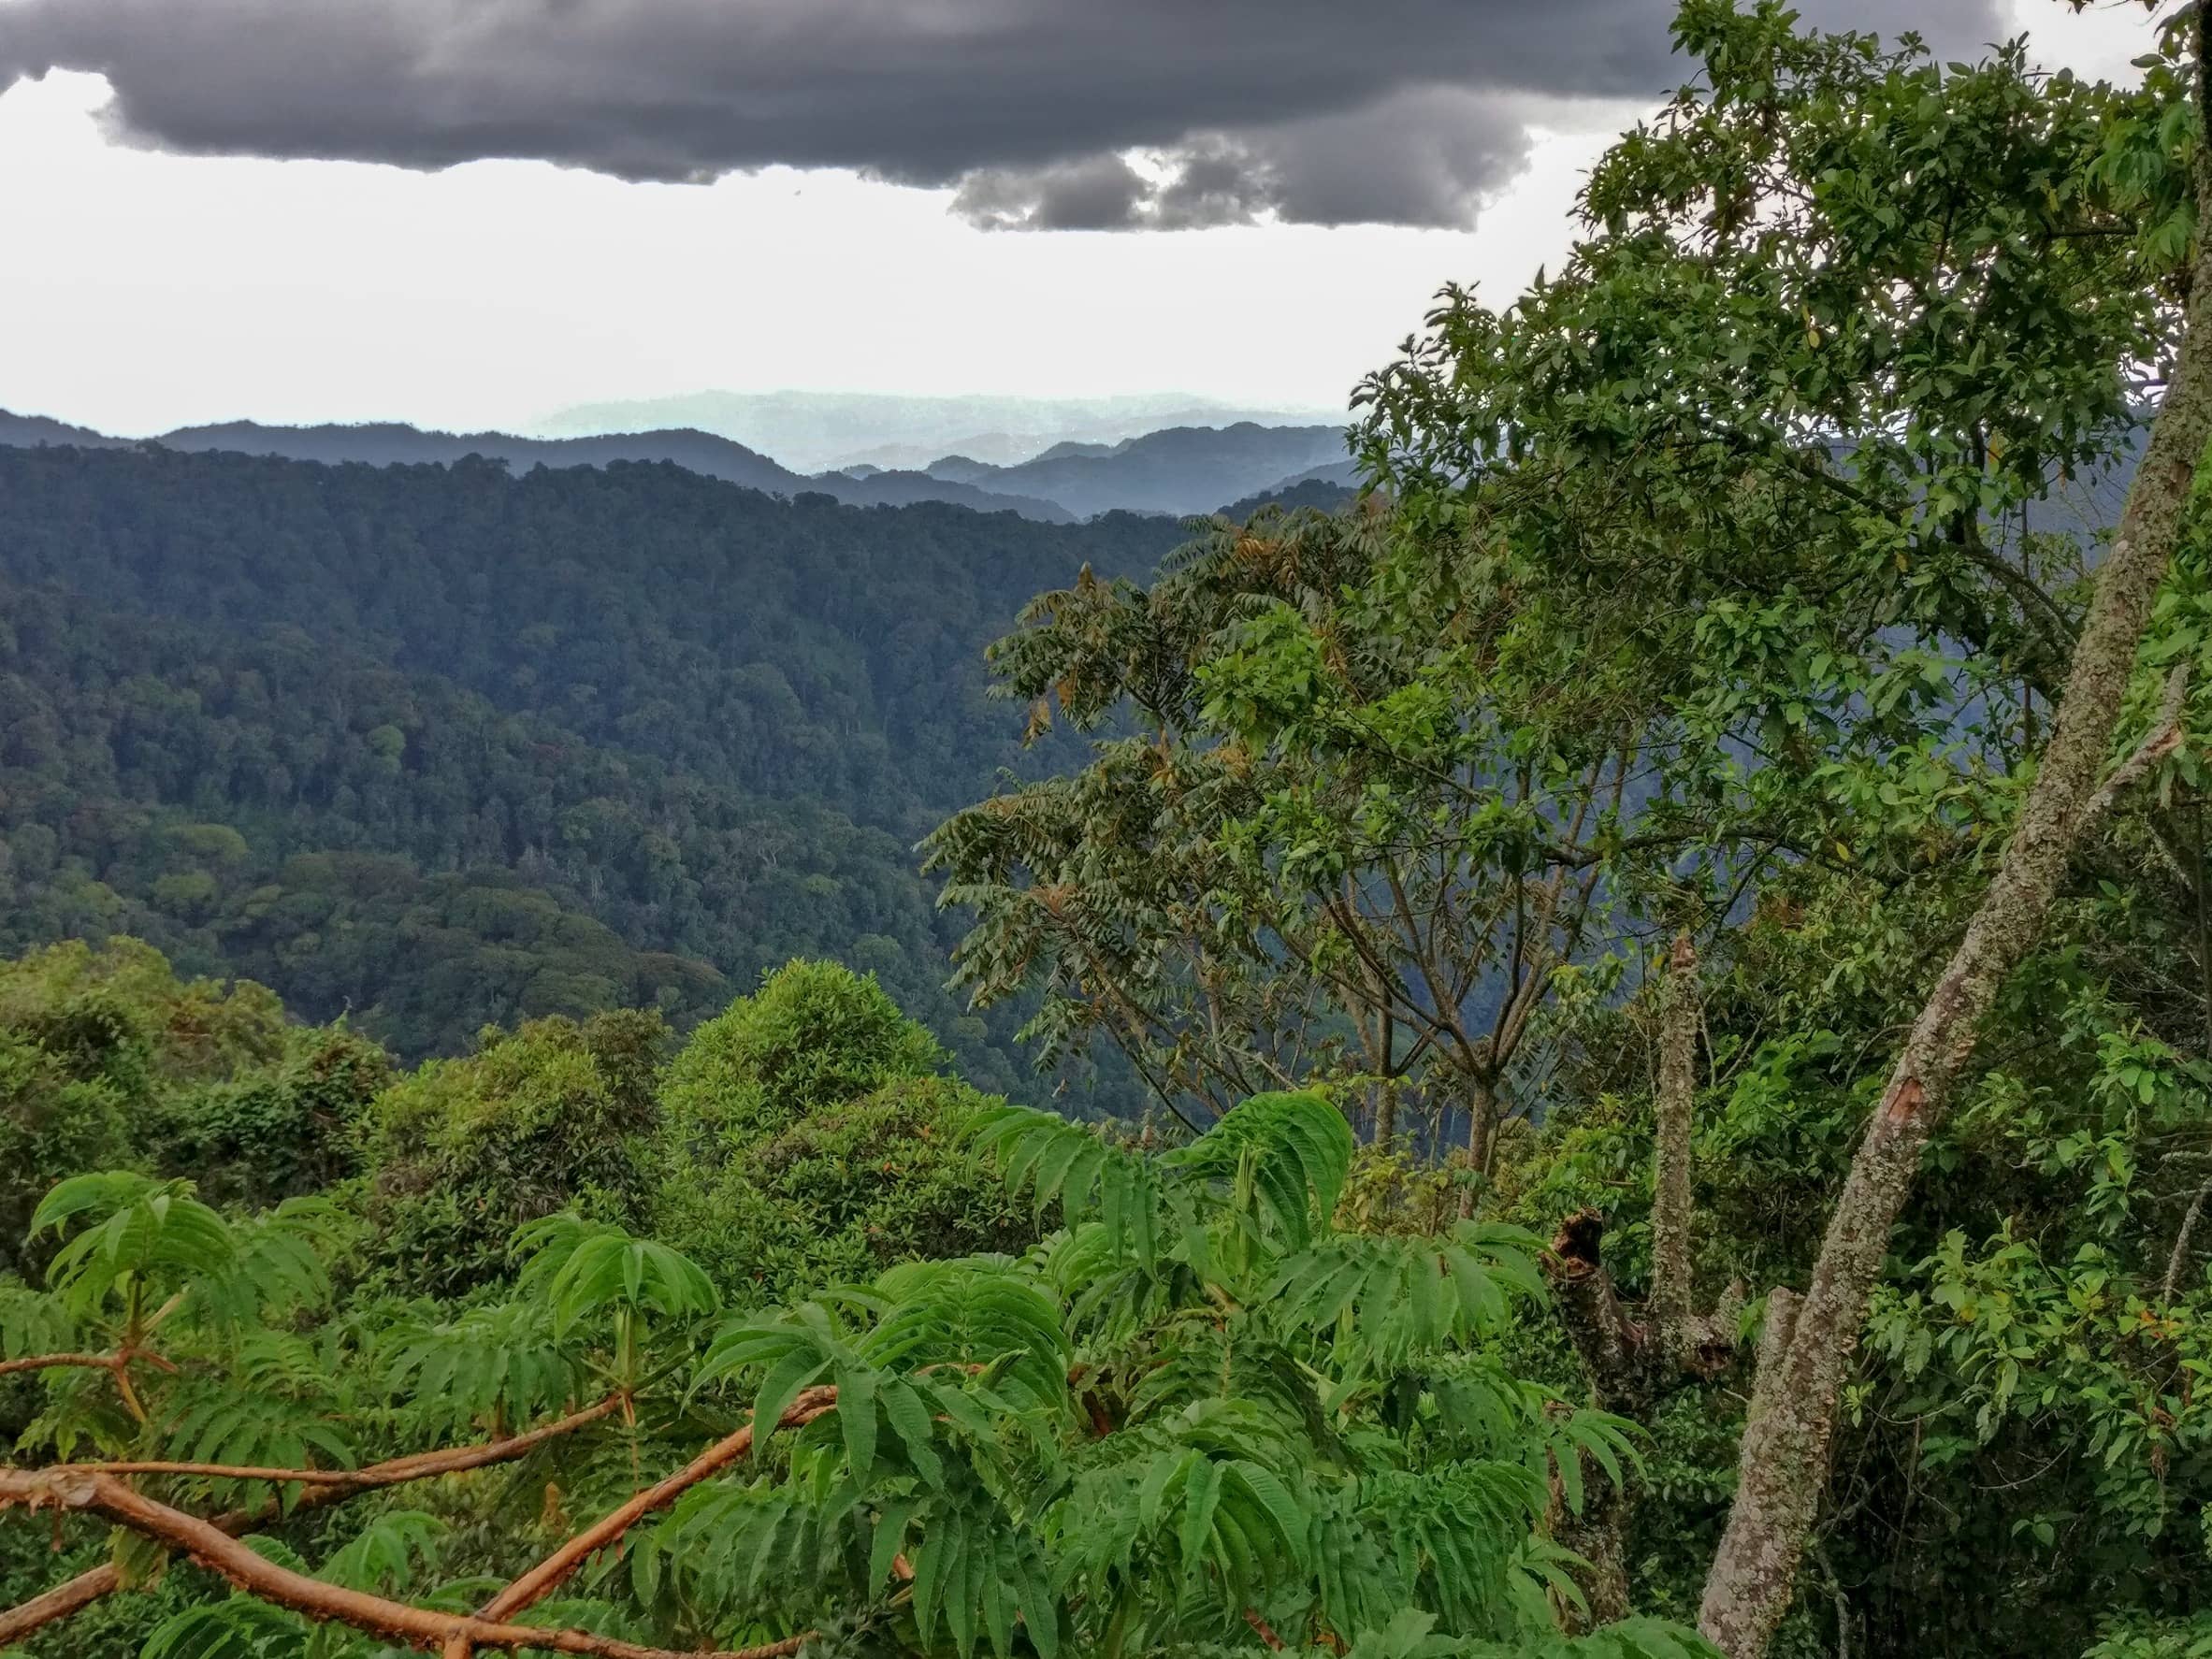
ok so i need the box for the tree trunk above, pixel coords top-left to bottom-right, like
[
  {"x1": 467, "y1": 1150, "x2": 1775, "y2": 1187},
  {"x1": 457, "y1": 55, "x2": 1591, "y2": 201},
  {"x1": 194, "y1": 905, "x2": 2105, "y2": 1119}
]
[
  {"x1": 1650, "y1": 933, "x2": 1699, "y2": 1364},
  {"x1": 1459, "y1": 1075, "x2": 1496, "y2": 1219},
  {"x1": 1467, "y1": 1075, "x2": 1494, "y2": 1168},
  {"x1": 1543, "y1": 942, "x2": 1739, "y2": 1625},
  {"x1": 1543, "y1": 1207, "x2": 1671, "y2": 1624},
  {"x1": 1696, "y1": 79, "x2": 2212, "y2": 1652},
  {"x1": 1375, "y1": 1075, "x2": 1399, "y2": 1151},
  {"x1": 1550, "y1": 1461, "x2": 1634, "y2": 1630}
]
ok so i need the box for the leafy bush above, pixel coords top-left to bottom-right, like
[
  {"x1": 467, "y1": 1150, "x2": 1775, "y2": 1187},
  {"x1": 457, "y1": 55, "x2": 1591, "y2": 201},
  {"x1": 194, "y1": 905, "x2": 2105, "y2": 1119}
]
[
  {"x1": 356, "y1": 1007, "x2": 666, "y2": 1295},
  {"x1": 651, "y1": 963, "x2": 1030, "y2": 1303},
  {"x1": 659, "y1": 959, "x2": 944, "y2": 1147}
]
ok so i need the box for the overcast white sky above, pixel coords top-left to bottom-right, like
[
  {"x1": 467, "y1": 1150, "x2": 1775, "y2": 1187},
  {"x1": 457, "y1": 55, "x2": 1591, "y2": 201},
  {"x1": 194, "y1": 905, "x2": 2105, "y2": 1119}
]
[{"x1": 0, "y1": 0, "x2": 2157, "y2": 438}]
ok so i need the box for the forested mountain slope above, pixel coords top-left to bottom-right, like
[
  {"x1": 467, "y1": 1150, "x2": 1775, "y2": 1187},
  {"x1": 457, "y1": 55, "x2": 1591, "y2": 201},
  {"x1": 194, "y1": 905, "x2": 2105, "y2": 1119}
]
[{"x1": 0, "y1": 443, "x2": 1181, "y2": 1082}]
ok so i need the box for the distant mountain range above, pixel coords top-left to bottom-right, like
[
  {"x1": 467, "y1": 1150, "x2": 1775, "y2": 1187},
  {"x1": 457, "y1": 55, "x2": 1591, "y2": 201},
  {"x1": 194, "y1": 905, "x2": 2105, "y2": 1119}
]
[
  {"x1": 0, "y1": 410, "x2": 133, "y2": 450},
  {"x1": 913, "y1": 424, "x2": 1356, "y2": 518},
  {"x1": 0, "y1": 407, "x2": 1358, "y2": 522},
  {"x1": 148, "y1": 420, "x2": 1078, "y2": 520},
  {"x1": 528, "y1": 389, "x2": 1345, "y2": 473}
]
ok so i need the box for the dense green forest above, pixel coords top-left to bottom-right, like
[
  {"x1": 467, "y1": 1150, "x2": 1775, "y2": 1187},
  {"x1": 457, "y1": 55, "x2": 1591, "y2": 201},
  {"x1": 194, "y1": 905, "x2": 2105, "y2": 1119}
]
[
  {"x1": 0, "y1": 447, "x2": 1179, "y2": 1086},
  {"x1": 12, "y1": 6, "x2": 2212, "y2": 1659}
]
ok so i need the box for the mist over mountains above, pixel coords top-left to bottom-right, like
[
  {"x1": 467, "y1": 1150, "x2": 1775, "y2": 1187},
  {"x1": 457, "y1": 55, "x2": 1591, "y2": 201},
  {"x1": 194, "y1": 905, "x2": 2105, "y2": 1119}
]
[
  {"x1": 528, "y1": 389, "x2": 1344, "y2": 472},
  {"x1": 0, "y1": 401, "x2": 1358, "y2": 522}
]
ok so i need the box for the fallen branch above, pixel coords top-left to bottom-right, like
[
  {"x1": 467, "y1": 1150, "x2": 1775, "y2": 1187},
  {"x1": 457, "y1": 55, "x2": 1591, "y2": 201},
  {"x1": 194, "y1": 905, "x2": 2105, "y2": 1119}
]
[{"x1": 0, "y1": 1394, "x2": 626, "y2": 1648}]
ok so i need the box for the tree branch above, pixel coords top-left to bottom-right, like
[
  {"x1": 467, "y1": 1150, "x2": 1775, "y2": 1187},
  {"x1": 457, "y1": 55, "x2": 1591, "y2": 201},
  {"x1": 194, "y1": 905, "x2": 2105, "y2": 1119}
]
[
  {"x1": 0, "y1": 1466, "x2": 801, "y2": 1659},
  {"x1": 2085, "y1": 664, "x2": 2190, "y2": 827},
  {"x1": 2165, "y1": 1172, "x2": 2212, "y2": 1303},
  {"x1": 474, "y1": 1387, "x2": 839, "y2": 1624},
  {"x1": 0, "y1": 1394, "x2": 626, "y2": 1648},
  {"x1": 1544, "y1": 1211, "x2": 1665, "y2": 1419},
  {"x1": 0, "y1": 1347, "x2": 176, "y2": 1380},
  {"x1": 0, "y1": 1352, "x2": 124, "y2": 1378},
  {"x1": 1243, "y1": 1608, "x2": 1287, "y2": 1651},
  {"x1": 0, "y1": 1564, "x2": 119, "y2": 1649}
]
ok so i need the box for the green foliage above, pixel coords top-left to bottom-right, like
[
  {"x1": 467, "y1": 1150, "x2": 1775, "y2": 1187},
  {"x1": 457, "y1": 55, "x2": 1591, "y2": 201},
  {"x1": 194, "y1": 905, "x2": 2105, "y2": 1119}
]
[
  {"x1": 660, "y1": 959, "x2": 944, "y2": 1146},
  {"x1": 33, "y1": 1173, "x2": 240, "y2": 1320},
  {"x1": 513, "y1": 1214, "x2": 719, "y2": 1339},
  {"x1": 650, "y1": 964, "x2": 1033, "y2": 1303},
  {"x1": 0, "y1": 939, "x2": 303, "y2": 1276},
  {"x1": 357, "y1": 1008, "x2": 666, "y2": 1296},
  {"x1": 0, "y1": 441, "x2": 1177, "y2": 1102},
  {"x1": 923, "y1": 506, "x2": 1618, "y2": 1156},
  {"x1": 661, "y1": 1090, "x2": 1655, "y2": 1657},
  {"x1": 0, "y1": 1054, "x2": 1680, "y2": 1659}
]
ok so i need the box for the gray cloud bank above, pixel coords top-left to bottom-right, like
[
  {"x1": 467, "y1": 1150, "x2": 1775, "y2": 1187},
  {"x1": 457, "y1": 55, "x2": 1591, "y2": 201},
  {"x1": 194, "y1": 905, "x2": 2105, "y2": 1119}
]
[{"x1": 1, "y1": 1, "x2": 2002, "y2": 229}]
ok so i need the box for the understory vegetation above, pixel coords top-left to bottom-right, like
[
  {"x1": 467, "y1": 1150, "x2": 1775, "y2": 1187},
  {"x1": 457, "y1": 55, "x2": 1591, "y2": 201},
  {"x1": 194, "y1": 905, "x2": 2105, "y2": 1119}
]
[{"x1": 13, "y1": 3, "x2": 2212, "y2": 1656}]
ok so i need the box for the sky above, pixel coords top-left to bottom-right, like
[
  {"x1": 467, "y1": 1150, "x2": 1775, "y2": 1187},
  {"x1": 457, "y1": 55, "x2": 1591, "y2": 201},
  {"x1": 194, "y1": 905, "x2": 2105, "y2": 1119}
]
[{"x1": 0, "y1": 0, "x2": 2161, "y2": 439}]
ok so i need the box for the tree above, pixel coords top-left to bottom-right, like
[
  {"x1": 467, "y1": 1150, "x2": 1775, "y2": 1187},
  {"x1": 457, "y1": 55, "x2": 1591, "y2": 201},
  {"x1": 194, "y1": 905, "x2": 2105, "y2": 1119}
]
[
  {"x1": 357, "y1": 1008, "x2": 668, "y2": 1295},
  {"x1": 1692, "y1": 16, "x2": 2212, "y2": 1652},
  {"x1": 1344, "y1": 3, "x2": 2209, "y2": 1650},
  {"x1": 0, "y1": 939, "x2": 296, "y2": 1276},
  {"x1": 648, "y1": 960, "x2": 1033, "y2": 1301},
  {"x1": 927, "y1": 507, "x2": 1635, "y2": 1172}
]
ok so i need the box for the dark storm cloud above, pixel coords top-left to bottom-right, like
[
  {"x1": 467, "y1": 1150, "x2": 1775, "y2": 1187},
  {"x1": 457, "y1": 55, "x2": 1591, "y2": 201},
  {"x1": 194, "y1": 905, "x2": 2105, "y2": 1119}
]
[{"x1": 0, "y1": 0, "x2": 2006, "y2": 229}]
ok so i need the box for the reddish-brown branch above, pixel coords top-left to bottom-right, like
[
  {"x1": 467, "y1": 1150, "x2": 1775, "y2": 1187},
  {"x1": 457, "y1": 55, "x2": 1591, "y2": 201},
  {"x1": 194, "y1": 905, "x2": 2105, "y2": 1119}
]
[
  {"x1": 0, "y1": 1394, "x2": 625, "y2": 1649},
  {"x1": 71, "y1": 1394, "x2": 630, "y2": 1495},
  {"x1": 0, "y1": 1347, "x2": 174, "y2": 1379},
  {"x1": 0, "y1": 1563, "x2": 121, "y2": 1648},
  {"x1": 0, "y1": 1466, "x2": 801, "y2": 1659},
  {"x1": 3, "y1": 1347, "x2": 177, "y2": 1424},
  {"x1": 723, "y1": 1637, "x2": 813, "y2": 1659},
  {"x1": 0, "y1": 1352, "x2": 119, "y2": 1378},
  {"x1": 1243, "y1": 1608, "x2": 1287, "y2": 1651},
  {"x1": 475, "y1": 1387, "x2": 840, "y2": 1624}
]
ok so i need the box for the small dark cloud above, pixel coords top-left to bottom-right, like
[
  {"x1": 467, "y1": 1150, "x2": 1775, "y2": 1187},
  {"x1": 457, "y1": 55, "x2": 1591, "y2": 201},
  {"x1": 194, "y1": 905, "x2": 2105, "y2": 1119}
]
[
  {"x1": 0, "y1": 0, "x2": 2008, "y2": 230},
  {"x1": 955, "y1": 154, "x2": 1156, "y2": 232}
]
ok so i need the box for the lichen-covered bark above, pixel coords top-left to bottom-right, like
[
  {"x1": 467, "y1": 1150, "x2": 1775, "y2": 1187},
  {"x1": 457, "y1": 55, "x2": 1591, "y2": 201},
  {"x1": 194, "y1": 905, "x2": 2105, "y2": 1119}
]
[
  {"x1": 1697, "y1": 94, "x2": 2212, "y2": 1657},
  {"x1": 1550, "y1": 1461, "x2": 1634, "y2": 1630},
  {"x1": 1650, "y1": 933, "x2": 1699, "y2": 1366},
  {"x1": 1542, "y1": 1207, "x2": 1661, "y2": 1626}
]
